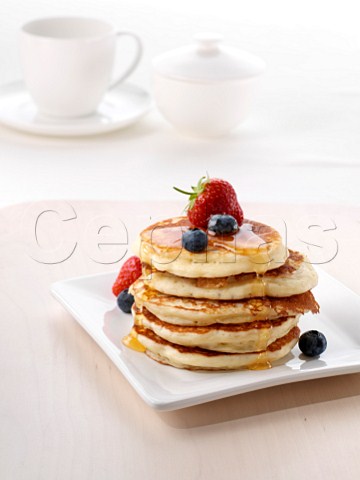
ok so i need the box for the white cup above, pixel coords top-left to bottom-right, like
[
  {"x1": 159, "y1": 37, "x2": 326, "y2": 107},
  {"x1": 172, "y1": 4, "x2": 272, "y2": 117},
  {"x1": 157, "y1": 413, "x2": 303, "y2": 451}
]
[{"x1": 19, "y1": 17, "x2": 143, "y2": 117}]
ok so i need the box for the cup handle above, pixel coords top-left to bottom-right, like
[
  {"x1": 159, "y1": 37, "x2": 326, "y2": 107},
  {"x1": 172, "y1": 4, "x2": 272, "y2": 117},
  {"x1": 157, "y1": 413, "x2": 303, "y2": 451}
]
[{"x1": 109, "y1": 31, "x2": 143, "y2": 89}]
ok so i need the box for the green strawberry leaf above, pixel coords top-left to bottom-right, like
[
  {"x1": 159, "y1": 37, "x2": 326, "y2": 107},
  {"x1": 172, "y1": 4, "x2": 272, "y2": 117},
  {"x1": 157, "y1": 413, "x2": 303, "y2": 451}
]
[{"x1": 173, "y1": 175, "x2": 210, "y2": 211}]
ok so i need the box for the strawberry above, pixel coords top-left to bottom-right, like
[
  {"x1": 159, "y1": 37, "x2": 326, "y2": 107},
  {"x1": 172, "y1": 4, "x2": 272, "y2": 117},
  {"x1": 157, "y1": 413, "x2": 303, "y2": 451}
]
[
  {"x1": 112, "y1": 256, "x2": 142, "y2": 297},
  {"x1": 174, "y1": 176, "x2": 244, "y2": 229}
]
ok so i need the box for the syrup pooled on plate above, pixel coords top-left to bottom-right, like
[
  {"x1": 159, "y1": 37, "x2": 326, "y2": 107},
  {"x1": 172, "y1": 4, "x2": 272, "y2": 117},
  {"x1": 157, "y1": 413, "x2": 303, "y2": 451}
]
[{"x1": 122, "y1": 328, "x2": 146, "y2": 353}]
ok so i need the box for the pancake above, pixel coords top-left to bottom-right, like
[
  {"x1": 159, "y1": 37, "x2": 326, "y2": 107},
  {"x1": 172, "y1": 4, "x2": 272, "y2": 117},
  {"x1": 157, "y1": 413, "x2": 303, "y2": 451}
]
[
  {"x1": 137, "y1": 216, "x2": 288, "y2": 278},
  {"x1": 134, "y1": 325, "x2": 300, "y2": 370},
  {"x1": 135, "y1": 307, "x2": 300, "y2": 353},
  {"x1": 131, "y1": 279, "x2": 319, "y2": 325},
  {"x1": 125, "y1": 213, "x2": 319, "y2": 370},
  {"x1": 143, "y1": 250, "x2": 318, "y2": 300}
]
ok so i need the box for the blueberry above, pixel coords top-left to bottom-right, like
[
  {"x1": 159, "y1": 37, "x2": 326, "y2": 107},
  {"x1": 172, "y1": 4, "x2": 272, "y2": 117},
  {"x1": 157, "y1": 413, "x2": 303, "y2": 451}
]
[
  {"x1": 182, "y1": 228, "x2": 208, "y2": 253},
  {"x1": 117, "y1": 288, "x2": 134, "y2": 313},
  {"x1": 299, "y1": 330, "x2": 327, "y2": 357},
  {"x1": 208, "y1": 214, "x2": 239, "y2": 235}
]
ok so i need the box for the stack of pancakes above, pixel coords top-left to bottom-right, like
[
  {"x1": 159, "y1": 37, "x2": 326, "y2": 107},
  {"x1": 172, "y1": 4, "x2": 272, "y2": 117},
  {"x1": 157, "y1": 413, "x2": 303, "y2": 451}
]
[{"x1": 127, "y1": 217, "x2": 319, "y2": 370}]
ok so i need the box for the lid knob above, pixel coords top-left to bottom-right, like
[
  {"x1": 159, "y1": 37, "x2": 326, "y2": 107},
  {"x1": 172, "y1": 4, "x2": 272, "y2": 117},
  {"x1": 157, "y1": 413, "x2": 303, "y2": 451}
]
[{"x1": 194, "y1": 33, "x2": 223, "y2": 53}]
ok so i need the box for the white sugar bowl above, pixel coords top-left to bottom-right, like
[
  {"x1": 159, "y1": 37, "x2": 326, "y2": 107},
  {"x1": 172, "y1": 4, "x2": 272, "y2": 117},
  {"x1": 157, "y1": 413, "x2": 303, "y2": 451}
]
[{"x1": 152, "y1": 33, "x2": 266, "y2": 137}]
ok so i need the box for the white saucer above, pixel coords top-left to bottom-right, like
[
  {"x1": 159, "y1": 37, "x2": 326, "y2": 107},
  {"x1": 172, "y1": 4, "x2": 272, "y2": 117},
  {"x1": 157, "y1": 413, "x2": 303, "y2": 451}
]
[{"x1": 0, "y1": 81, "x2": 152, "y2": 136}]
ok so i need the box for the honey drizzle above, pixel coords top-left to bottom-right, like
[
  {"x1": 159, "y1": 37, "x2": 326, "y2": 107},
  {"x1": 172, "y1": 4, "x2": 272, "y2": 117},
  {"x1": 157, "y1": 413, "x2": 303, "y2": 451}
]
[
  {"x1": 255, "y1": 272, "x2": 267, "y2": 297},
  {"x1": 247, "y1": 299, "x2": 273, "y2": 370},
  {"x1": 142, "y1": 219, "x2": 276, "y2": 272},
  {"x1": 122, "y1": 328, "x2": 146, "y2": 353},
  {"x1": 247, "y1": 352, "x2": 272, "y2": 370}
]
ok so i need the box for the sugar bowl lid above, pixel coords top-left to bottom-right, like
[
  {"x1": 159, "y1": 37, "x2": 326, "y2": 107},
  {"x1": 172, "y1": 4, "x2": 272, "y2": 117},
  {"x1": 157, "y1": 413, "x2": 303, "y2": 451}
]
[{"x1": 153, "y1": 33, "x2": 266, "y2": 82}]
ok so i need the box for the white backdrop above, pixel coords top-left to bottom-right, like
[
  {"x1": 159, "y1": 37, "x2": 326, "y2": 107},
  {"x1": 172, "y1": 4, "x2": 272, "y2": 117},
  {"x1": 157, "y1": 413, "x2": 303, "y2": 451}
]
[{"x1": 0, "y1": 0, "x2": 359, "y2": 207}]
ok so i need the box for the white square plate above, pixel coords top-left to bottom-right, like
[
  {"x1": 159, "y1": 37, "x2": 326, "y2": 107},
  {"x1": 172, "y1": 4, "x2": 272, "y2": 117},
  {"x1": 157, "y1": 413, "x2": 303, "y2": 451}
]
[{"x1": 51, "y1": 269, "x2": 360, "y2": 411}]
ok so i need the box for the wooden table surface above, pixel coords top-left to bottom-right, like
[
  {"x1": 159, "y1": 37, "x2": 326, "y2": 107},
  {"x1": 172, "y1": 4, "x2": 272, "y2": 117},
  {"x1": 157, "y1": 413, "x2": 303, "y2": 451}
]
[{"x1": 1, "y1": 200, "x2": 360, "y2": 480}]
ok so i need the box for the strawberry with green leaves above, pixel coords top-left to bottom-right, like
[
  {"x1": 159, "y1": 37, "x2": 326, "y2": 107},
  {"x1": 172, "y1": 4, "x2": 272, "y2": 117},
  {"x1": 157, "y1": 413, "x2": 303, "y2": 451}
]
[{"x1": 174, "y1": 176, "x2": 243, "y2": 229}]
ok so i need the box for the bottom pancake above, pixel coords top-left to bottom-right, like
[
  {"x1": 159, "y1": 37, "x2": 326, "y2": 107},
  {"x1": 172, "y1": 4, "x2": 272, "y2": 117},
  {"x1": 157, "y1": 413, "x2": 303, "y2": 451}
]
[
  {"x1": 136, "y1": 307, "x2": 300, "y2": 353},
  {"x1": 134, "y1": 325, "x2": 300, "y2": 371}
]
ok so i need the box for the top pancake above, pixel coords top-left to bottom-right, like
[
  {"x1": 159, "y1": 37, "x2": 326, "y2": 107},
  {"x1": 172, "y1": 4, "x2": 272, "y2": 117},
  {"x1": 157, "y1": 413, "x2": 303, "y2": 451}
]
[{"x1": 137, "y1": 216, "x2": 288, "y2": 278}]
